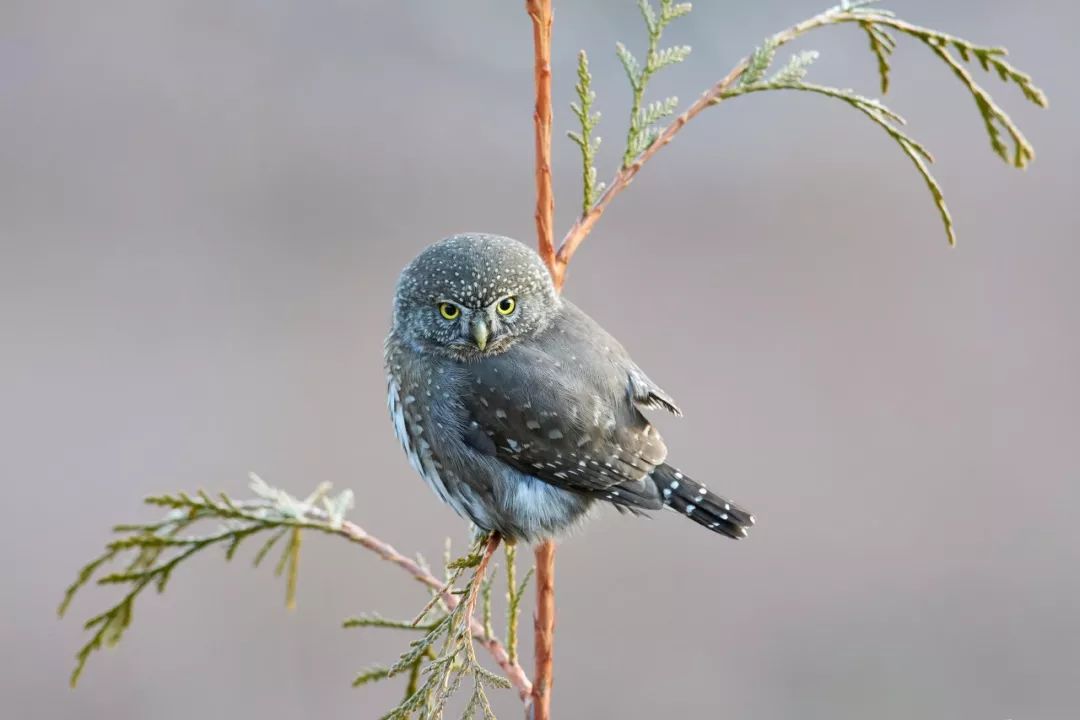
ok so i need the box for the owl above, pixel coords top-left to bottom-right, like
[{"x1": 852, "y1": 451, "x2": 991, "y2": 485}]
[{"x1": 385, "y1": 233, "x2": 753, "y2": 542}]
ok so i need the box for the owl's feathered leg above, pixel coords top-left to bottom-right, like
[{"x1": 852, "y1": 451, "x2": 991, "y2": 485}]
[{"x1": 652, "y1": 464, "x2": 754, "y2": 540}]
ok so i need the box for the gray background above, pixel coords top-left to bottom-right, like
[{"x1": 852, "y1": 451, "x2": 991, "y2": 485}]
[{"x1": 3, "y1": 1, "x2": 1076, "y2": 718}]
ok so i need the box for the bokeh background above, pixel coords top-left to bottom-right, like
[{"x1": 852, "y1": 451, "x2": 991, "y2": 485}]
[{"x1": 3, "y1": 1, "x2": 1077, "y2": 718}]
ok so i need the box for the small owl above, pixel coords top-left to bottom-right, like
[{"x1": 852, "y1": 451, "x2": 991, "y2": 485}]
[{"x1": 385, "y1": 233, "x2": 753, "y2": 542}]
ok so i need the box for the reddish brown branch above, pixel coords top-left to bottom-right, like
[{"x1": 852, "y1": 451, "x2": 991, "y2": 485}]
[
  {"x1": 527, "y1": 0, "x2": 559, "y2": 290},
  {"x1": 530, "y1": 540, "x2": 557, "y2": 719}
]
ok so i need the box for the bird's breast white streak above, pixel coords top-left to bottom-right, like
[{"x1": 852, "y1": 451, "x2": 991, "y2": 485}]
[{"x1": 387, "y1": 374, "x2": 467, "y2": 519}]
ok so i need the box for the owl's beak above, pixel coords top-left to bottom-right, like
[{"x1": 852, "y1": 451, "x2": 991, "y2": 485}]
[{"x1": 470, "y1": 317, "x2": 490, "y2": 351}]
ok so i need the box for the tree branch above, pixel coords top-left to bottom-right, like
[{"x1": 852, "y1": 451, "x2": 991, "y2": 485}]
[
  {"x1": 558, "y1": 2, "x2": 1043, "y2": 263},
  {"x1": 530, "y1": 540, "x2": 556, "y2": 720}
]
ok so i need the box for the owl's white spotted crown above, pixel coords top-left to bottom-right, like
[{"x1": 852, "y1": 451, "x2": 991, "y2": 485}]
[{"x1": 394, "y1": 233, "x2": 557, "y2": 311}]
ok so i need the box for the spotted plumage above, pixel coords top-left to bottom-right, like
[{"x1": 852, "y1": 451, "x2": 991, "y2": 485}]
[{"x1": 385, "y1": 233, "x2": 754, "y2": 542}]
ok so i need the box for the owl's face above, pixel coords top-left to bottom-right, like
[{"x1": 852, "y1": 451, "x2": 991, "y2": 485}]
[{"x1": 392, "y1": 234, "x2": 559, "y2": 360}]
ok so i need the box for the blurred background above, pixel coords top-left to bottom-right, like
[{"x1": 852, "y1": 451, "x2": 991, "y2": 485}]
[{"x1": 2, "y1": 1, "x2": 1076, "y2": 718}]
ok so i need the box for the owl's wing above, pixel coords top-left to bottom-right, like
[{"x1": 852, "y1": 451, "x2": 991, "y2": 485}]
[
  {"x1": 459, "y1": 348, "x2": 668, "y2": 503},
  {"x1": 628, "y1": 366, "x2": 682, "y2": 416}
]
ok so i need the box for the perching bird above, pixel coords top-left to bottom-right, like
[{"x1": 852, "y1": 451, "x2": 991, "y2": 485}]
[{"x1": 385, "y1": 233, "x2": 754, "y2": 542}]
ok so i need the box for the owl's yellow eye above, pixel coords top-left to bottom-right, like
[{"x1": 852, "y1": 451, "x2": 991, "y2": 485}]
[
  {"x1": 496, "y1": 297, "x2": 516, "y2": 316},
  {"x1": 438, "y1": 302, "x2": 460, "y2": 320}
]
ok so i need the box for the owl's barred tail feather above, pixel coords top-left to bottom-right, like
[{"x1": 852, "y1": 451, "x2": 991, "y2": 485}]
[{"x1": 652, "y1": 464, "x2": 754, "y2": 540}]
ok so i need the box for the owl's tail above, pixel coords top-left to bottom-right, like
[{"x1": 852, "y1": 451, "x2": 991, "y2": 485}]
[{"x1": 651, "y1": 464, "x2": 754, "y2": 540}]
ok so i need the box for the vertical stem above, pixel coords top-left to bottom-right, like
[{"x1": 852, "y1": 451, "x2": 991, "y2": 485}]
[
  {"x1": 531, "y1": 540, "x2": 556, "y2": 720},
  {"x1": 284, "y1": 527, "x2": 302, "y2": 610},
  {"x1": 505, "y1": 542, "x2": 520, "y2": 665},
  {"x1": 526, "y1": 0, "x2": 560, "y2": 290}
]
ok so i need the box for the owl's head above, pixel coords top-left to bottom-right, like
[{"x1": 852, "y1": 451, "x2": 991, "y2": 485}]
[{"x1": 392, "y1": 234, "x2": 560, "y2": 360}]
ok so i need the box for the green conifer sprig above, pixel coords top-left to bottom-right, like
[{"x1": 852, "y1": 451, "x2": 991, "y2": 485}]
[
  {"x1": 618, "y1": 0, "x2": 693, "y2": 168},
  {"x1": 567, "y1": 51, "x2": 604, "y2": 215},
  {"x1": 503, "y1": 543, "x2": 532, "y2": 667},
  {"x1": 353, "y1": 665, "x2": 393, "y2": 688},
  {"x1": 58, "y1": 481, "x2": 357, "y2": 688},
  {"x1": 481, "y1": 568, "x2": 496, "y2": 640},
  {"x1": 740, "y1": 38, "x2": 780, "y2": 88},
  {"x1": 372, "y1": 537, "x2": 511, "y2": 719},
  {"x1": 811, "y1": 5, "x2": 1048, "y2": 170},
  {"x1": 863, "y1": 20, "x2": 895, "y2": 93},
  {"x1": 926, "y1": 41, "x2": 1035, "y2": 168},
  {"x1": 401, "y1": 646, "x2": 438, "y2": 704},
  {"x1": 716, "y1": 3, "x2": 1045, "y2": 245},
  {"x1": 768, "y1": 51, "x2": 820, "y2": 84},
  {"x1": 60, "y1": 475, "x2": 526, "y2": 718},
  {"x1": 344, "y1": 613, "x2": 438, "y2": 632},
  {"x1": 564, "y1": 0, "x2": 1044, "y2": 248},
  {"x1": 725, "y1": 76, "x2": 955, "y2": 245}
]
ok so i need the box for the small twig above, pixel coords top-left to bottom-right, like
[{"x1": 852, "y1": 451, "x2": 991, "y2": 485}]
[{"x1": 465, "y1": 535, "x2": 502, "y2": 629}]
